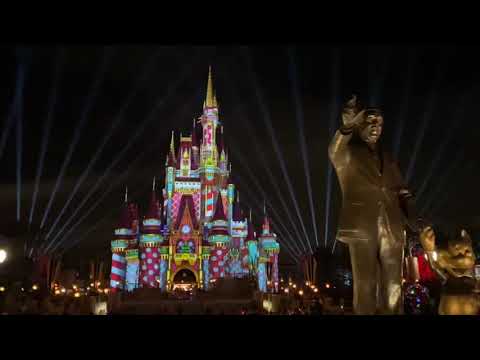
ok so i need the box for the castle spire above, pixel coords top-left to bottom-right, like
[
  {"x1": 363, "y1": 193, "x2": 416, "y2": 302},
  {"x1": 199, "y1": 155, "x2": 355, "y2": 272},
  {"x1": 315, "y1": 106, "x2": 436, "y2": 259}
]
[
  {"x1": 170, "y1": 131, "x2": 175, "y2": 155},
  {"x1": 205, "y1": 66, "x2": 217, "y2": 108},
  {"x1": 152, "y1": 176, "x2": 156, "y2": 191},
  {"x1": 191, "y1": 118, "x2": 198, "y2": 147},
  {"x1": 124, "y1": 186, "x2": 128, "y2": 203},
  {"x1": 219, "y1": 125, "x2": 225, "y2": 152},
  {"x1": 246, "y1": 210, "x2": 256, "y2": 242},
  {"x1": 233, "y1": 190, "x2": 243, "y2": 221},
  {"x1": 212, "y1": 191, "x2": 227, "y2": 221}
]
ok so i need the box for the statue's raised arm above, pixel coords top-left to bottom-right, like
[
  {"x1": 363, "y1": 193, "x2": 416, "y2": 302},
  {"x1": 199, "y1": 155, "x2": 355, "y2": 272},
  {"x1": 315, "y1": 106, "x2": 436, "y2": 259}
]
[{"x1": 328, "y1": 95, "x2": 366, "y2": 166}]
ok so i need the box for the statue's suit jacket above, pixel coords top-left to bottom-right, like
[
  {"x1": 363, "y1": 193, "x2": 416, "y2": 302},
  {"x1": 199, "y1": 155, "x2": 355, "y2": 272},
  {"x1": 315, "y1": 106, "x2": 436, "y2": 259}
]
[{"x1": 329, "y1": 130, "x2": 411, "y2": 244}]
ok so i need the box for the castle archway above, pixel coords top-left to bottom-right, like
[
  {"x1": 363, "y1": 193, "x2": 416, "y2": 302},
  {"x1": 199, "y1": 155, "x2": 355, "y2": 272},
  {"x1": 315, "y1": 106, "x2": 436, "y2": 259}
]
[{"x1": 172, "y1": 268, "x2": 198, "y2": 291}]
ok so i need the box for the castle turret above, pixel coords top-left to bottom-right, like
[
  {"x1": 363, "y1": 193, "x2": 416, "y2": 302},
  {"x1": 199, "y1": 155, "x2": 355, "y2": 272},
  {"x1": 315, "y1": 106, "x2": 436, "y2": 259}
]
[
  {"x1": 124, "y1": 190, "x2": 141, "y2": 292},
  {"x1": 246, "y1": 210, "x2": 259, "y2": 276},
  {"x1": 227, "y1": 166, "x2": 235, "y2": 230},
  {"x1": 231, "y1": 191, "x2": 247, "y2": 245},
  {"x1": 258, "y1": 201, "x2": 280, "y2": 293},
  {"x1": 208, "y1": 192, "x2": 230, "y2": 279},
  {"x1": 191, "y1": 119, "x2": 200, "y2": 170},
  {"x1": 200, "y1": 66, "x2": 219, "y2": 167},
  {"x1": 230, "y1": 192, "x2": 250, "y2": 278},
  {"x1": 165, "y1": 132, "x2": 176, "y2": 227},
  {"x1": 200, "y1": 67, "x2": 221, "y2": 220},
  {"x1": 110, "y1": 189, "x2": 132, "y2": 292},
  {"x1": 139, "y1": 178, "x2": 165, "y2": 289},
  {"x1": 218, "y1": 126, "x2": 227, "y2": 171}
]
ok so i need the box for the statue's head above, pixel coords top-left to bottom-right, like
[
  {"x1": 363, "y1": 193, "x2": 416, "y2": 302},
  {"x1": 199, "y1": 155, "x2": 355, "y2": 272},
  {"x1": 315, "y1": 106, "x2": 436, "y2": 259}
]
[
  {"x1": 357, "y1": 108, "x2": 383, "y2": 145},
  {"x1": 446, "y1": 229, "x2": 476, "y2": 270}
]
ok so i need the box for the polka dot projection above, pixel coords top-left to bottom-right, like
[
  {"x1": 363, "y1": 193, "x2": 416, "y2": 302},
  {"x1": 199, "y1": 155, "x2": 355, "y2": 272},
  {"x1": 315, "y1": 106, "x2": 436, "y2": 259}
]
[
  {"x1": 140, "y1": 247, "x2": 160, "y2": 288},
  {"x1": 209, "y1": 245, "x2": 228, "y2": 280}
]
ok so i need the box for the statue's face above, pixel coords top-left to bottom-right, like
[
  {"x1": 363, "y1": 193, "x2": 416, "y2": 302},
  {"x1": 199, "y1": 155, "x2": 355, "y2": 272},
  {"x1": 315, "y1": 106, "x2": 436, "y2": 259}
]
[
  {"x1": 446, "y1": 231, "x2": 476, "y2": 270},
  {"x1": 359, "y1": 113, "x2": 383, "y2": 144}
]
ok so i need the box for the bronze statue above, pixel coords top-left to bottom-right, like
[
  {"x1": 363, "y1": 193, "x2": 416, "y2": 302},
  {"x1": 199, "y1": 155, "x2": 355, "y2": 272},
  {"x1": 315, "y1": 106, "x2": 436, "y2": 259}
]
[
  {"x1": 329, "y1": 95, "x2": 417, "y2": 314},
  {"x1": 420, "y1": 227, "x2": 479, "y2": 315}
]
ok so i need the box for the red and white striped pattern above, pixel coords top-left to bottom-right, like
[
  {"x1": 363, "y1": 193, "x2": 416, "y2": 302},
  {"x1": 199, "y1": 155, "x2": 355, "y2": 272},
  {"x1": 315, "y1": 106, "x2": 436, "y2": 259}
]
[
  {"x1": 139, "y1": 247, "x2": 160, "y2": 288},
  {"x1": 110, "y1": 253, "x2": 127, "y2": 291},
  {"x1": 206, "y1": 188, "x2": 214, "y2": 217}
]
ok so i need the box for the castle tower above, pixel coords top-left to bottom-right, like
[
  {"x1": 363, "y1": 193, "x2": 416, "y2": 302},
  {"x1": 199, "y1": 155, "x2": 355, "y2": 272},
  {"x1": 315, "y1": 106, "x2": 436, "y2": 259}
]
[
  {"x1": 191, "y1": 118, "x2": 200, "y2": 170},
  {"x1": 139, "y1": 178, "x2": 164, "y2": 289},
  {"x1": 245, "y1": 210, "x2": 259, "y2": 276},
  {"x1": 158, "y1": 200, "x2": 170, "y2": 291},
  {"x1": 176, "y1": 133, "x2": 193, "y2": 178},
  {"x1": 201, "y1": 236, "x2": 212, "y2": 290},
  {"x1": 258, "y1": 202, "x2": 280, "y2": 293},
  {"x1": 199, "y1": 67, "x2": 221, "y2": 221},
  {"x1": 110, "y1": 189, "x2": 132, "y2": 292},
  {"x1": 124, "y1": 193, "x2": 140, "y2": 292},
  {"x1": 229, "y1": 191, "x2": 249, "y2": 278},
  {"x1": 218, "y1": 126, "x2": 227, "y2": 173},
  {"x1": 226, "y1": 164, "x2": 234, "y2": 229},
  {"x1": 165, "y1": 131, "x2": 176, "y2": 227},
  {"x1": 208, "y1": 192, "x2": 230, "y2": 279}
]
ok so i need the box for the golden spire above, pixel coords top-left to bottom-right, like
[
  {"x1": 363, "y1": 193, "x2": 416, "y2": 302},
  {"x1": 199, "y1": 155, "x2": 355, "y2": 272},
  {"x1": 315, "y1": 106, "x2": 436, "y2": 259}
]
[
  {"x1": 170, "y1": 131, "x2": 175, "y2": 154},
  {"x1": 205, "y1": 66, "x2": 217, "y2": 108}
]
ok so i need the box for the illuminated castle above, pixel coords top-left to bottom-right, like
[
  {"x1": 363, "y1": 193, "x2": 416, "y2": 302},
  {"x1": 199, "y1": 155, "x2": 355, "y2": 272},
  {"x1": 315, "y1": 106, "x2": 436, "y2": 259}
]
[{"x1": 110, "y1": 68, "x2": 280, "y2": 293}]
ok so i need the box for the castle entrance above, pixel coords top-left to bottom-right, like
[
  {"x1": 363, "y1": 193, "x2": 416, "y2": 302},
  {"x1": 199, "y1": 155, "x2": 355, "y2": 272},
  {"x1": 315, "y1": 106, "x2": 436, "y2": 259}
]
[{"x1": 172, "y1": 268, "x2": 197, "y2": 293}]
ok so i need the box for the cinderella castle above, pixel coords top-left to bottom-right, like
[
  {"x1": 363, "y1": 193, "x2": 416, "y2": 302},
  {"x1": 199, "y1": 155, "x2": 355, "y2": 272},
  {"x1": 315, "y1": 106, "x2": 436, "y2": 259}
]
[{"x1": 109, "y1": 68, "x2": 280, "y2": 293}]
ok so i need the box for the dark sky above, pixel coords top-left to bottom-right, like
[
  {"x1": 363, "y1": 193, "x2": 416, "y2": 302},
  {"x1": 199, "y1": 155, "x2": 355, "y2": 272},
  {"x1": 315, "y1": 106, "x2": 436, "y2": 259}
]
[{"x1": 0, "y1": 45, "x2": 479, "y2": 271}]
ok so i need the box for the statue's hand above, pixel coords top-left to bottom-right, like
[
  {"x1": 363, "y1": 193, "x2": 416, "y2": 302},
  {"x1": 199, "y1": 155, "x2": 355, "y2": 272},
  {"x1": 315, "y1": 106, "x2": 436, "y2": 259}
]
[
  {"x1": 342, "y1": 95, "x2": 365, "y2": 128},
  {"x1": 420, "y1": 226, "x2": 436, "y2": 252}
]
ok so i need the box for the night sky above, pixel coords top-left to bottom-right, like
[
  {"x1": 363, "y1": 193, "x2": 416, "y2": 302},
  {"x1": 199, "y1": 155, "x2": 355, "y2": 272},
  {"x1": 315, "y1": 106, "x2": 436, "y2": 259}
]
[{"x1": 0, "y1": 45, "x2": 479, "y2": 272}]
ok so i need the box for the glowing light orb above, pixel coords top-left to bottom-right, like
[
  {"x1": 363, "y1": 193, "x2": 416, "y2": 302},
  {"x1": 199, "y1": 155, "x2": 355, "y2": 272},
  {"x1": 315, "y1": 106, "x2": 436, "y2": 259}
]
[{"x1": 0, "y1": 249, "x2": 7, "y2": 264}]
